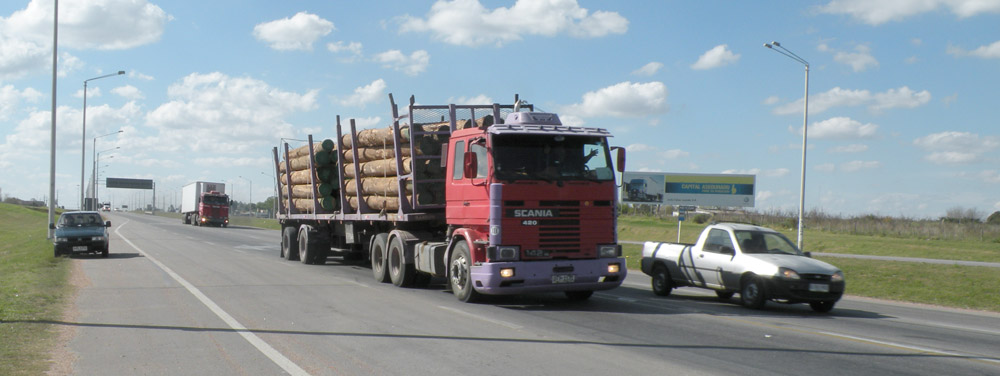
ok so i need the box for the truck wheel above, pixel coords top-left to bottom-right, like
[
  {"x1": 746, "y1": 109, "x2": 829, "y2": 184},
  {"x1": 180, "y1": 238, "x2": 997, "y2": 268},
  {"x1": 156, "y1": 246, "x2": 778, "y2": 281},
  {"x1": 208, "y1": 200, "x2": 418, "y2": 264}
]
[
  {"x1": 183, "y1": 214, "x2": 190, "y2": 224},
  {"x1": 740, "y1": 276, "x2": 767, "y2": 309},
  {"x1": 565, "y1": 291, "x2": 594, "y2": 301},
  {"x1": 809, "y1": 301, "x2": 836, "y2": 313},
  {"x1": 371, "y1": 233, "x2": 390, "y2": 283},
  {"x1": 281, "y1": 226, "x2": 299, "y2": 261},
  {"x1": 297, "y1": 227, "x2": 329, "y2": 264},
  {"x1": 651, "y1": 264, "x2": 673, "y2": 297},
  {"x1": 449, "y1": 241, "x2": 480, "y2": 302},
  {"x1": 716, "y1": 291, "x2": 735, "y2": 300},
  {"x1": 388, "y1": 236, "x2": 415, "y2": 287}
]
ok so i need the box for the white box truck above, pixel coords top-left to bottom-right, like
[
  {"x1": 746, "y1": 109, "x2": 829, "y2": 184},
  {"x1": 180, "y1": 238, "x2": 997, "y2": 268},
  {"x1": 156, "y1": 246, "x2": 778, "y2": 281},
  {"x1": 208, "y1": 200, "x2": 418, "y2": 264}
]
[{"x1": 181, "y1": 181, "x2": 230, "y2": 227}]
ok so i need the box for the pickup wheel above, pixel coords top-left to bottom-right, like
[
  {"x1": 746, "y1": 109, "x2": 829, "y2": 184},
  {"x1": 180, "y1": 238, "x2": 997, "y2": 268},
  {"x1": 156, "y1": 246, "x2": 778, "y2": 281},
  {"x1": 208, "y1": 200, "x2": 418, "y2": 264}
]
[
  {"x1": 388, "y1": 236, "x2": 415, "y2": 287},
  {"x1": 740, "y1": 276, "x2": 767, "y2": 309},
  {"x1": 371, "y1": 233, "x2": 390, "y2": 283},
  {"x1": 281, "y1": 226, "x2": 300, "y2": 261},
  {"x1": 651, "y1": 264, "x2": 673, "y2": 297},
  {"x1": 715, "y1": 291, "x2": 735, "y2": 300},
  {"x1": 449, "y1": 241, "x2": 480, "y2": 302},
  {"x1": 809, "y1": 301, "x2": 836, "y2": 313},
  {"x1": 565, "y1": 291, "x2": 594, "y2": 301}
]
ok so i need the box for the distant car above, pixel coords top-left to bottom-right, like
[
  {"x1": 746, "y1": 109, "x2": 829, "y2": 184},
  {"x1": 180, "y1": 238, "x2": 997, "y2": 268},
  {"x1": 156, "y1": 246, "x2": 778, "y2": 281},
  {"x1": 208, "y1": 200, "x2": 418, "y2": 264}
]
[{"x1": 50, "y1": 211, "x2": 111, "y2": 257}]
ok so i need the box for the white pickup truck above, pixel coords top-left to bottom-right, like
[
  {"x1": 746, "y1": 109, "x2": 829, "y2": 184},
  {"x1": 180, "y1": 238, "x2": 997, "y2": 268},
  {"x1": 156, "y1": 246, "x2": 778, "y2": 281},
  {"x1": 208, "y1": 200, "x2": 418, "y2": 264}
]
[{"x1": 640, "y1": 222, "x2": 844, "y2": 312}]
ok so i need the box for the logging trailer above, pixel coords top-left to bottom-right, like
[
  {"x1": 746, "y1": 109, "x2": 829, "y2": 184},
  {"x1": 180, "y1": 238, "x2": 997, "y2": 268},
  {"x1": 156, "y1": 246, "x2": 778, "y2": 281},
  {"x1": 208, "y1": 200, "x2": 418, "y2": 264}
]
[{"x1": 272, "y1": 94, "x2": 627, "y2": 302}]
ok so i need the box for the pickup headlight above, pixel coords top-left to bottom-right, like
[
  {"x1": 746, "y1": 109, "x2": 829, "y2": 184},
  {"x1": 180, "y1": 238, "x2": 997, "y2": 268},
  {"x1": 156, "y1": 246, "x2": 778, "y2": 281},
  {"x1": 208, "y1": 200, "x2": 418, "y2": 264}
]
[
  {"x1": 598, "y1": 244, "x2": 621, "y2": 258},
  {"x1": 831, "y1": 271, "x2": 844, "y2": 282},
  {"x1": 779, "y1": 267, "x2": 800, "y2": 280}
]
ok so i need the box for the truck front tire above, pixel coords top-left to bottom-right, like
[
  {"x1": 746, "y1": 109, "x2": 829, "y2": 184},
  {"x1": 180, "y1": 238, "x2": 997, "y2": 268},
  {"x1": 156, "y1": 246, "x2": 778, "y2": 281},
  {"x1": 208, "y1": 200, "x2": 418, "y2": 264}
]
[{"x1": 449, "y1": 241, "x2": 480, "y2": 302}]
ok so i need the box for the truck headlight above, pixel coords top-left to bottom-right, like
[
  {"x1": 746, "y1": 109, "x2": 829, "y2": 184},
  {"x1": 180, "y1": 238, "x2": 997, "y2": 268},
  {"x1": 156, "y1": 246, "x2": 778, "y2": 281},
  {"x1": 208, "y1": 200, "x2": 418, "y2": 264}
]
[
  {"x1": 487, "y1": 246, "x2": 519, "y2": 262},
  {"x1": 598, "y1": 244, "x2": 620, "y2": 258},
  {"x1": 831, "y1": 271, "x2": 844, "y2": 282},
  {"x1": 500, "y1": 268, "x2": 515, "y2": 278},
  {"x1": 779, "y1": 267, "x2": 800, "y2": 280},
  {"x1": 607, "y1": 263, "x2": 621, "y2": 273}
]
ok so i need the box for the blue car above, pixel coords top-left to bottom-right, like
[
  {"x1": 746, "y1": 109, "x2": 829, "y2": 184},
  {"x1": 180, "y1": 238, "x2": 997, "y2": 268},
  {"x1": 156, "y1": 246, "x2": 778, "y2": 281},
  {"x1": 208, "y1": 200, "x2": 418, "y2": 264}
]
[{"x1": 50, "y1": 211, "x2": 111, "y2": 257}]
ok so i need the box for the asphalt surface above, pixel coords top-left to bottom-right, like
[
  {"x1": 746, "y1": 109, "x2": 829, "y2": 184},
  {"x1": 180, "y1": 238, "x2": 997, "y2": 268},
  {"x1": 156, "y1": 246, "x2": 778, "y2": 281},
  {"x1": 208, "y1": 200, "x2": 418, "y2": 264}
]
[{"x1": 56, "y1": 212, "x2": 1000, "y2": 375}]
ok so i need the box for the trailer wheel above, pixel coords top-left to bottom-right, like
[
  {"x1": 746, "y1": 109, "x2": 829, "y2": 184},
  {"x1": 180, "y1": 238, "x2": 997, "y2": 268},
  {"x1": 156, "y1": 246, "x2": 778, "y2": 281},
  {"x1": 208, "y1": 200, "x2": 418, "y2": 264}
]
[
  {"x1": 281, "y1": 226, "x2": 299, "y2": 261},
  {"x1": 298, "y1": 226, "x2": 329, "y2": 265},
  {"x1": 371, "y1": 233, "x2": 390, "y2": 283},
  {"x1": 388, "y1": 236, "x2": 415, "y2": 287},
  {"x1": 449, "y1": 241, "x2": 480, "y2": 302}
]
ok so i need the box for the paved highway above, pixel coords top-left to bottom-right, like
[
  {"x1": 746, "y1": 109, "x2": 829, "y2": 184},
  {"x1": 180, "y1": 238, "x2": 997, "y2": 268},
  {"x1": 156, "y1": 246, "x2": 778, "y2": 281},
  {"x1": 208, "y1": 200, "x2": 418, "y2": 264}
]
[{"x1": 55, "y1": 212, "x2": 1000, "y2": 375}]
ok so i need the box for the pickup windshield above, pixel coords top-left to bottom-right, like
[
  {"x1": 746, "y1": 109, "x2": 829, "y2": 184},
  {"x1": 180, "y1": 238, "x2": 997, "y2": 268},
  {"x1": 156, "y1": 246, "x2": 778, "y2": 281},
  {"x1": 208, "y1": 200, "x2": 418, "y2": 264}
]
[
  {"x1": 492, "y1": 134, "x2": 614, "y2": 182},
  {"x1": 734, "y1": 230, "x2": 802, "y2": 255}
]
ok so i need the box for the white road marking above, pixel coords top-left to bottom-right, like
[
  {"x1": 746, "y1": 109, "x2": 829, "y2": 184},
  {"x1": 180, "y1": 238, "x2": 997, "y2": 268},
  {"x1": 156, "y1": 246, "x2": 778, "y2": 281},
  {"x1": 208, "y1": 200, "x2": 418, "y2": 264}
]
[{"x1": 115, "y1": 220, "x2": 311, "y2": 376}]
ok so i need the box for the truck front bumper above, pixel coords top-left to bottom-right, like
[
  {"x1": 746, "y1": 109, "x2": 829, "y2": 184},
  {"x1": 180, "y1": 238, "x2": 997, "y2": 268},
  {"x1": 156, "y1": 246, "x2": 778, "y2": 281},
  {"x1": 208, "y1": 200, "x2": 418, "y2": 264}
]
[{"x1": 470, "y1": 258, "x2": 626, "y2": 295}]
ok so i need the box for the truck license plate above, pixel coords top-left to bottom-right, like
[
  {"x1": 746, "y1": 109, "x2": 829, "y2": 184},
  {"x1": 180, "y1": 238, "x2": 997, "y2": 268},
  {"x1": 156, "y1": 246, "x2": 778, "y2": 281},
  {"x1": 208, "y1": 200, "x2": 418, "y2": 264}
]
[
  {"x1": 552, "y1": 274, "x2": 575, "y2": 284},
  {"x1": 72, "y1": 246, "x2": 88, "y2": 252},
  {"x1": 809, "y1": 283, "x2": 829, "y2": 293}
]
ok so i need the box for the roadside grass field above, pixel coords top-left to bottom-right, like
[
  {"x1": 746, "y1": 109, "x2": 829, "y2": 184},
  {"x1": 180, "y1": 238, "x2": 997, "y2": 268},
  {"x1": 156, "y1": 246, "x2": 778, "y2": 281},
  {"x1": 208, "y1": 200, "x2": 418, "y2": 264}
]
[
  {"x1": 619, "y1": 216, "x2": 1000, "y2": 312},
  {"x1": 0, "y1": 204, "x2": 72, "y2": 375},
  {"x1": 153, "y1": 210, "x2": 280, "y2": 230}
]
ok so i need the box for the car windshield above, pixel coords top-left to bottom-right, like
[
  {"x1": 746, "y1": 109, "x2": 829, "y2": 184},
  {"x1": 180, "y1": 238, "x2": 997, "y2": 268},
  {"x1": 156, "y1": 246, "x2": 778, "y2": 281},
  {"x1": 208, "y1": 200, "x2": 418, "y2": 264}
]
[
  {"x1": 733, "y1": 230, "x2": 801, "y2": 255},
  {"x1": 492, "y1": 134, "x2": 614, "y2": 182},
  {"x1": 59, "y1": 213, "x2": 104, "y2": 227}
]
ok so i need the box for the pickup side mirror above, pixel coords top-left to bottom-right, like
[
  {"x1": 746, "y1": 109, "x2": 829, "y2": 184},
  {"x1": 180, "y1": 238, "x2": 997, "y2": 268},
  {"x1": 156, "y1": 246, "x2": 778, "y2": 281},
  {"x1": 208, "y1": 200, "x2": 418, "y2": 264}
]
[
  {"x1": 804, "y1": 251, "x2": 812, "y2": 258},
  {"x1": 720, "y1": 246, "x2": 735, "y2": 256},
  {"x1": 463, "y1": 151, "x2": 478, "y2": 179},
  {"x1": 105, "y1": 221, "x2": 112, "y2": 228}
]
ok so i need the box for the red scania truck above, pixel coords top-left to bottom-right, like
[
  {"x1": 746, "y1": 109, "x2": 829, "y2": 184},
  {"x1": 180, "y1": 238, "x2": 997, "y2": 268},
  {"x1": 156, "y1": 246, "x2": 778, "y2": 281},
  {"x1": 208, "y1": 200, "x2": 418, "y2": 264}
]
[
  {"x1": 181, "y1": 181, "x2": 230, "y2": 227},
  {"x1": 272, "y1": 95, "x2": 626, "y2": 302}
]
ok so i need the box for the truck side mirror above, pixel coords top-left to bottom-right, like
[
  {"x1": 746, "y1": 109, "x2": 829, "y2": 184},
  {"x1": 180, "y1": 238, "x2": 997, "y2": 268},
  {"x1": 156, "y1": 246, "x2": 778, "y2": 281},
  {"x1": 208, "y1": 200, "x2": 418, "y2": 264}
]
[
  {"x1": 463, "y1": 151, "x2": 478, "y2": 179},
  {"x1": 611, "y1": 146, "x2": 626, "y2": 173}
]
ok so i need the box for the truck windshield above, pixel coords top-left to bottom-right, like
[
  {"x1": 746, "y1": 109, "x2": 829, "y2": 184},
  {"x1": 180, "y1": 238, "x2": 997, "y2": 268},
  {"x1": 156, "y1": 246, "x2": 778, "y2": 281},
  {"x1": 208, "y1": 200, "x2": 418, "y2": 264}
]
[
  {"x1": 492, "y1": 134, "x2": 614, "y2": 182},
  {"x1": 203, "y1": 196, "x2": 228, "y2": 205},
  {"x1": 733, "y1": 231, "x2": 801, "y2": 255}
]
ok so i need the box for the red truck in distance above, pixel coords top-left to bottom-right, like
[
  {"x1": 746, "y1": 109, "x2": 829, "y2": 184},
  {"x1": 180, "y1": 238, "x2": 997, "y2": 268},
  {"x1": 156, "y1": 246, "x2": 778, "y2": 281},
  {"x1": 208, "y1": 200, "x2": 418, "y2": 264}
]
[{"x1": 181, "y1": 181, "x2": 230, "y2": 227}]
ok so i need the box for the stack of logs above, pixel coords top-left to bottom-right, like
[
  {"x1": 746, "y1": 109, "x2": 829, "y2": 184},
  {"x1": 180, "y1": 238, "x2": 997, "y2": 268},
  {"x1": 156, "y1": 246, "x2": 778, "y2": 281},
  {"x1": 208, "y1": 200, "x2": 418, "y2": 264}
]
[{"x1": 278, "y1": 139, "x2": 339, "y2": 212}]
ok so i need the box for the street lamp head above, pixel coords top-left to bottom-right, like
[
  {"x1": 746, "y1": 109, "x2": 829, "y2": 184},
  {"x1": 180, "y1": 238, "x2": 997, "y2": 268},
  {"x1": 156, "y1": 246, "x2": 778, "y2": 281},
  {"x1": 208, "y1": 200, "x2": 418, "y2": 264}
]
[
  {"x1": 771, "y1": 41, "x2": 780, "y2": 46},
  {"x1": 117, "y1": 71, "x2": 125, "y2": 75},
  {"x1": 764, "y1": 43, "x2": 773, "y2": 48}
]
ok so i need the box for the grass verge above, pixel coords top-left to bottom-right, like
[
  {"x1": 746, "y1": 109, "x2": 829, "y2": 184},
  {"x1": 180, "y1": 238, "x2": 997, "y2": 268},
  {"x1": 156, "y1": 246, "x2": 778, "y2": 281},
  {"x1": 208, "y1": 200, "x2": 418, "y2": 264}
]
[{"x1": 0, "y1": 204, "x2": 72, "y2": 375}]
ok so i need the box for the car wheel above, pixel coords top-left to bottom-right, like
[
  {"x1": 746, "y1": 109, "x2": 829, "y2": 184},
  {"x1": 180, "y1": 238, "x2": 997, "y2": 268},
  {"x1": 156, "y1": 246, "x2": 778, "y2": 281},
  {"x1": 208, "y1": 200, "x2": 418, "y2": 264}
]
[
  {"x1": 449, "y1": 241, "x2": 480, "y2": 302},
  {"x1": 716, "y1": 291, "x2": 735, "y2": 300},
  {"x1": 740, "y1": 276, "x2": 767, "y2": 309},
  {"x1": 809, "y1": 300, "x2": 836, "y2": 313},
  {"x1": 651, "y1": 264, "x2": 672, "y2": 297}
]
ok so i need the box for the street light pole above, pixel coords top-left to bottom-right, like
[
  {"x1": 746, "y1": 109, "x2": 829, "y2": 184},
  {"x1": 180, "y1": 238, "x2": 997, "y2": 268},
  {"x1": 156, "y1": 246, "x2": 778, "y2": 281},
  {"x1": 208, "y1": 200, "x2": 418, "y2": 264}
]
[
  {"x1": 91, "y1": 130, "x2": 121, "y2": 203},
  {"x1": 48, "y1": 0, "x2": 58, "y2": 237},
  {"x1": 95, "y1": 147, "x2": 118, "y2": 206},
  {"x1": 81, "y1": 70, "x2": 124, "y2": 210},
  {"x1": 764, "y1": 41, "x2": 810, "y2": 250}
]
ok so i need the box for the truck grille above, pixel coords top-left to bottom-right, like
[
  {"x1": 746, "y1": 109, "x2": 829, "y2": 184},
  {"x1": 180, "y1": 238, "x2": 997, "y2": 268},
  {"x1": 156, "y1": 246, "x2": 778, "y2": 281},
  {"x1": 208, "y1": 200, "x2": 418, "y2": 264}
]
[{"x1": 508, "y1": 200, "x2": 582, "y2": 253}]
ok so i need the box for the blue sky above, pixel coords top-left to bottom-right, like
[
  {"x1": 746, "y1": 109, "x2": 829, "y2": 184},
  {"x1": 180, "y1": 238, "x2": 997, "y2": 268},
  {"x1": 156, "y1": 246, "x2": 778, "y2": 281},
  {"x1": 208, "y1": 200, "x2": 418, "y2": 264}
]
[{"x1": 1, "y1": 0, "x2": 998, "y2": 218}]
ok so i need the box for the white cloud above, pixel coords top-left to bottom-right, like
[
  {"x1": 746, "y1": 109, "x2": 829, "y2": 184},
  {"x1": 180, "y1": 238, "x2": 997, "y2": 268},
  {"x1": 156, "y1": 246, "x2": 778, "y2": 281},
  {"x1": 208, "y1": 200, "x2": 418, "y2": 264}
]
[
  {"x1": 129, "y1": 71, "x2": 155, "y2": 81},
  {"x1": 398, "y1": 0, "x2": 627, "y2": 47},
  {"x1": 981, "y1": 170, "x2": 1000, "y2": 183},
  {"x1": 947, "y1": 40, "x2": 1000, "y2": 59},
  {"x1": 762, "y1": 96, "x2": 780, "y2": 105},
  {"x1": 373, "y1": 50, "x2": 430, "y2": 76},
  {"x1": 691, "y1": 44, "x2": 740, "y2": 70},
  {"x1": 818, "y1": 0, "x2": 1000, "y2": 25},
  {"x1": 0, "y1": 84, "x2": 42, "y2": 120},
  {"x1": 1, "y1": 0, "x2": 168, "y2": 79},
  {"x1": 253, "y1": 12, "x2": 334, "y2": 51},
  {"x1": 722, "y1": 168, "x2": 789, "y2": 177},
  {"x1": 913, "y1": 131, "x2": 1000, "y2": 165},
  {"x1": 757, "y1": 191, "x2": 774, "y2": 202},
  {"x1": 352, "y1": 116, "x2": 383, "y2": 129},
  {"x1": 193, "y1": 156, "x2": 271, "y2": 167},
  {"x1": 563, "y1": 81, "x2": 668, "y2": 119},
  {"x1": 327, "y1": 41, "x2": 363, "y2": 55},
  {"x1": 773, "y1": 86, "x2": 930, "y2": 115},
  {"x1": 626, "y1": 143, "x2": 656, "y2": 152},
  {"x1": 815, "y1": 163, "x2": 836, "y2": 172},
  {"x1": 144, "y1": 72, "x2": 317, "y2": 153},
  {"x1": 659, "y1": 149, "x2": 689, "y2": 159},
  {"x1": 632, "y1": 62, "x2": 663, "y2": 76},
  {"x1": 111, "y1": 85, "x2": 144, "y2": 100},
  {"x1": 447, "y1": 95, "x2": 494, "y2": 105},
  {"x1": 794, "y1": 117, "x2": 877, "y2": 140},
  {"x1": 840, "y1": 160, "x2": 880, "y2": 172},
  {"x1": 829, "y1": 144, "x2": 869, "y2": 153},
  {"x1": 833, "y1": 44, "x2": 879, "y2": 72},
  {"x1": 339, "y1": 79, "x2": 387, "y2": 108}
]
